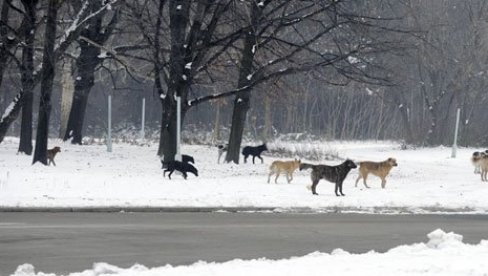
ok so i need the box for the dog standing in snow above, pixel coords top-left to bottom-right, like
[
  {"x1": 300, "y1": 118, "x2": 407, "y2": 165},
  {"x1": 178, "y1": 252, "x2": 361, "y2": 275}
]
[
  {"x1": 47, "y1": 146, "x2": 61, "y2": 166},
  {"x1": 268, "y1": 159, "x2": 301, "y2": 184},
  {"x1": 300, "y1": 160, "x2": 357, "y2": 196},
  {"x1": 355, "y1": 157, "x2": 398, "y2": 189},
  {"x1": 242, "y1": 143, "x2": 268, "y2": 164}
]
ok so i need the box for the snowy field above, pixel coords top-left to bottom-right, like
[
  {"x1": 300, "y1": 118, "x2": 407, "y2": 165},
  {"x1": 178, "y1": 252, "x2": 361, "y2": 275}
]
[
  {"x1": 11, "y1": 229, "x2": 488, "y2": 276},
  {"x1": 1, "y1": 137, "x2": 488, "y2": 213}
]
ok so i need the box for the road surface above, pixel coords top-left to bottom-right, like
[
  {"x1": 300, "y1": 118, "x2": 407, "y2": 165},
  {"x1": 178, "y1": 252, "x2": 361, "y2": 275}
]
[{"x1": 1, "y1": 212, "x2": 488, "y2": 274}]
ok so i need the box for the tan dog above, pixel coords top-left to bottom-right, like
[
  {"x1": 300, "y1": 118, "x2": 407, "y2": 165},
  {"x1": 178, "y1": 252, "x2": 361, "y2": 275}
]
[
  {"x1": 268, "y1": 159, "x2": 301, "y2": 184},
  {"x1": 47, "y1": 146, "x2": 61, "y2": 166},
  {"x1": 471, "y1": 151, "x2": 487, "y2": 174},
  {"x1": 355, "y1": 157, "x2": 398, "y2": 189},
  {"x1": 479, "y1": 155, "x2": 488, "y2": 182}
]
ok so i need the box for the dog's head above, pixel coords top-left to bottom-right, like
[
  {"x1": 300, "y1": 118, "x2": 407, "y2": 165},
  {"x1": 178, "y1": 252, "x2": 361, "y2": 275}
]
[
  {"x1": 293, "y1": 158, "x2": 301, "y2": 168},
  {"x1": 387, "y1": 157, "x2": 398, "y2": 167},
  {"x1": 51, "y1": 146, "x2": 61, "y2": 153},
  {"x1": 261, "y1": 143, "x2": 268, "y2": 151},
  {"x1": 473, "y1": 151, "x2": 481, "y2": 157},
  {"x1": 344, "y1": 159, "x2": 357, "y2": 169}
]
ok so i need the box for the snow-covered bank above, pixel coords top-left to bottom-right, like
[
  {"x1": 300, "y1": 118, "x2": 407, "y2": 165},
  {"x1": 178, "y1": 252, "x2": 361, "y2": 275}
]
[
  {"x1": 12, "y1": 229, "x2": 488, "y2": 276},
  {"x1": 1, "y1": 137, "x2": 487, "y2": 213}
]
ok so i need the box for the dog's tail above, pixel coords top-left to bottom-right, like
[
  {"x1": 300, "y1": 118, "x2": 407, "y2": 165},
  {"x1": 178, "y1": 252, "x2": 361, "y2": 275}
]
[{"x1": 299, "y1": 163, "x2": 315, "y2": 171}]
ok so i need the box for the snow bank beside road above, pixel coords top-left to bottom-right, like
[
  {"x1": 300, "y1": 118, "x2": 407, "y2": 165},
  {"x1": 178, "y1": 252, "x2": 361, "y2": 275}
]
[{"x1": 13, "y1": 229, "x2": 488, "y2": 276}]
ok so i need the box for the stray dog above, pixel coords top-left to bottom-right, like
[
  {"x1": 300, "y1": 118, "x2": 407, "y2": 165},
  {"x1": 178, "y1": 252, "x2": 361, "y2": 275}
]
[
  {"x1": 217, "y1": 144, "x2": 227, "y2": 164},
  {"x1": 161, "y1": 160, "x2": 198, "y2": 180},
  {"x1": 242, "y1": 143, "x2": 268, "y2": 164},
  {"x1": 267, "y1": 159, "x2": 301, "y2": 184},
  {"x1": 47, "y1": 146, "x2": 61, "y2": 166},
  {"x1": 300, "y1": 159, "x2": 357, "y2": 196},
  {"x1": 471, "y1": 151, "x2": 488, "y2": 174},
  {"x1": 355, "y1": 157, "x2": 398, "y2": 189},
  {"x1": 182, "y1": 154, "x2": 195, "y2": 164},
  {"x1": 478, "y1": 155, "x2": 488, "y2": 182}
]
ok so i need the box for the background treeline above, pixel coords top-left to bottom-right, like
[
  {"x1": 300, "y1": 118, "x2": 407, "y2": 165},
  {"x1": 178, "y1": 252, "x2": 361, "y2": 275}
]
[{"x1": 1, "y1": 0, "x2": 488, "y2": 165}]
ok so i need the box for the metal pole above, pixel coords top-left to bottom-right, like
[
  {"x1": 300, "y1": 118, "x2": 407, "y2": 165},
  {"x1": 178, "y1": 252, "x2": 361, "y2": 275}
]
[
  {"x1": 175, "y1": 95, "x2": 181, "y2": 161},
  {"x1": 140, "y1": 97, "x2": 145, "y2": 140},
  {"x1": 451, "y1": 108, "x2": 461, "y2": 158},
  {"x1": 107, "y1": 94, "x2": 112, "y2": 152}
]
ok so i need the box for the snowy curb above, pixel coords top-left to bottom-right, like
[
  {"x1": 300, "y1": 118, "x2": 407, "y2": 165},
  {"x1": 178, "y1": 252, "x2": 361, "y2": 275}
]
[{"x1": 0, "y1": 206, "x2": 484, "y2": 214}]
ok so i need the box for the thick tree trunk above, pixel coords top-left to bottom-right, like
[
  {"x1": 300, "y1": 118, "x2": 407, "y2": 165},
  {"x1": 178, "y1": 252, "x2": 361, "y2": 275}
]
[
  {"x1": 63, "y1": 2, "x2": 103, "y2": 144},
  {"x1": 226, "y1": 91, "x2": 251, "y2": 163},
  {"x1": 33, "y1": 0, "x2": 57, "y2": 165},
  {"x1": 59, "y1": 61, "x2": 73, "y2": 138},
  {"x1": 18, "y1": 0, "x2": 38, "y2": 155},
  {"x1": 225, "y1": 3, "x2": 260, "y2": 164},
  {"x1": 64, "y1": 91, "x2": 89, "y2": 144}
]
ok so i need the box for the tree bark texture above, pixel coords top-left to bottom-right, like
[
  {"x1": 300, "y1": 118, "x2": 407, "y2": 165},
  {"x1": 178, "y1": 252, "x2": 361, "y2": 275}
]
[
  {"x1": 18, "y1": 0, "x2": 39, "y2": 155},
  {"x1": 33, "y1": 0, "x2": 57, "y2": 165}
]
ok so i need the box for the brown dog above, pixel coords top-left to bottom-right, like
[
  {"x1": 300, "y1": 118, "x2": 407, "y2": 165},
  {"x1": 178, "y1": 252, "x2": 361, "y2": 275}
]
[
  {"x1": 268, "y1": 159, "x2": 301, "y2": 184},
  {"x1": 355, "y1": 157, "x2": 398, "y2": 189},
  {"x1": 47, "y1": 146, "x2": 61, "y2": 166}
]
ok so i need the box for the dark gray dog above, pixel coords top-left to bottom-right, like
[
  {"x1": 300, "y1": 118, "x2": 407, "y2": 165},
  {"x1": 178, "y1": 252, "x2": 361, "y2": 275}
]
[{"x1": 300, "y1": 159, "x2": 357, "y2": 196}]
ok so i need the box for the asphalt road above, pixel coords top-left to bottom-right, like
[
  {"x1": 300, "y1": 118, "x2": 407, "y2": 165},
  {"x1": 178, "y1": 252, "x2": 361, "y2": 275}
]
[{"x1": 1, "y1": 212, "x2": 488, "y2": 274}]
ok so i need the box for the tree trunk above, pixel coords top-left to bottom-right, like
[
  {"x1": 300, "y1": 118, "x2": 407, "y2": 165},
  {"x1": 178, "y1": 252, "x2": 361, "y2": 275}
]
[
  {"x1": 156, "y1": 0, "x2": 191, "y2": 161},
  {"x1": 64, "y1": 91, "x2": 89, "y2": 144},
  {"x1": 63, "y1": 1, "x2": 103, "y2": 144},
  {"x1": 33, "y1": 0, "x2": 57, "y2": 165},
  {"x1": 213, "y1": 102, "x2": 221, "y2": 143},
  {"x1": 225, "y1": 2, "x2": 260, "y2": 164},
  {"x1": 0, "y1": 0, "x2": 11, "y2": 91},
  {"x1": 262, "y1": 94, "x2": 271, "y2": 140},
  {"x1": 0, "y1": 93, "x2": 23, "y2": 143},
  {"x1": 18, "y1": 0, "x2": 38, "y2": 155},
  {"x1": 59, "y1": 61, "x2": 73, "y2": 138}
]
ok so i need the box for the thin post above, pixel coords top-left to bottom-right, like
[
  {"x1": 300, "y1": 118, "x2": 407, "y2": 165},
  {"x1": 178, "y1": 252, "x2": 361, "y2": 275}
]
[
  {"x1": 140, "y1": 97, "x2": 145, "y2": 140},
  {"x1": 451, "y1": 108, "x2": 461, "y2": 158},
  {"x1": 107, "y1": 94, "x2": 112, "y2": 152},
  {"x1": 175, "y1": 95, "x2": 181, "y2": 161}
]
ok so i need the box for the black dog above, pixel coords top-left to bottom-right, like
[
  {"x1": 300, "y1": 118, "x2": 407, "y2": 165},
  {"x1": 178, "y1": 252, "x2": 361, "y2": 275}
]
[
  {"x1": 182, "y1": 154, "x2": 195, "y2": 164},
  {"x1": 242, "y1": 143, "x2": 268, "y2": 164},
  {"x1": 300, "y1": 159, "x2": 357, "y2": 196},
  {"x1": 161, "y1": 160, "x2": 198, "y2": 180}
]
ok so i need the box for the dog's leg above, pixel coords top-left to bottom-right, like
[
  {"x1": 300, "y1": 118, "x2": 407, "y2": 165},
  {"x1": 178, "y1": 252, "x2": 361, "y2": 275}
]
[
  {"x1": 243, "y1": 155, "x2": 248, "y2": 163},
  {"x1": 218, "y1": 151, "x2": 222, "y2": 164},
  {"x1": 168, "y1": 170, "x2": 173, "y2": 180},
  {"x1": 252, "y1": 155, "x2": 256, "y2": 164},
  {"x1": 163, "y1": 169, "x2": 168, "y2": 177},
  {"x1": 311, "y1": 179, "x2": 319, "y2": 195},
  {"x1": 334, "y1": 182, "x2": 340, "y2": 196},
  {"x1": 275, "y1": 171, "x2": 280, "y2": 184},
  {"x1": 287, "y1": 172, "x2": 293, "y2": 183},
  {"x1": 362, "y1": 174, "x2": 370, "y2": 188},
  {"x1": 338, "y1": 181, "x2": 345, "y2": 196},
  {"x1": 355, "y1": 175, "x2": 361, "y2": 187},
  {"x1": 381, "y1": 177, "x2": 386, "y2": 188},
  {"x1": 259, "y1": 155, "x2": 264, "y2": 164},
  {"x1": 183, "y1": 172, "x2": 187, "y2": 179},
  {"x1": 52, "y1": 159, "x2": 56, "y2": 166},
  {"x1": 267, "y1": 171, "x2": 273, "y2": 183}
]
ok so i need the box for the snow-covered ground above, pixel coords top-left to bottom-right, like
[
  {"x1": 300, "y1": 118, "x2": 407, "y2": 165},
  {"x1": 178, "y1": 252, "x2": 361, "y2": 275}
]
[
  {"x1": 12, "y1": 229, "x2": 488, "y2": 276},
  {"x1": 1, "y1": 137, "x2": 487, "y2": 213}
]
